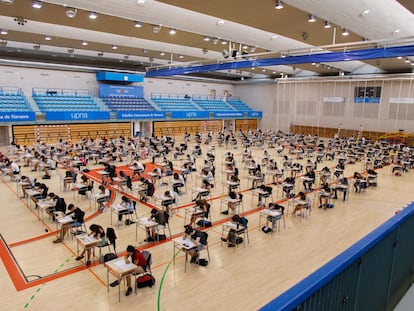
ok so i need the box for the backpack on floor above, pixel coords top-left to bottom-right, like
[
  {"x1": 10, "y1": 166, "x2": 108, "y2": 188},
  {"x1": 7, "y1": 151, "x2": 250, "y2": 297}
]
[
  {"x1": 196, "y1": 219, "x2": 212, "y2": 227},
  {"x1": 101, "y1": 253, "x2": 117, "y2": 263},
  {"x1": 136, "y1": 273, "x2": 156, "y2": 288},
  {"x1": 262, "y1": 226, "x2": 273, "y2": 234},
  {"x1": 235, "y1": 236, "x2": 244, "y2": 244},
  {"x1": 198, "y1": 258, "x2": 209, "y2": 266}
]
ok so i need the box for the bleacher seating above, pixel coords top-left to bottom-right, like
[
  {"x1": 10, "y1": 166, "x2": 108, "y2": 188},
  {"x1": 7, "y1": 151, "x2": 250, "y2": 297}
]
[
  {"x1": 151, "y1": 98, "x2": 200, "y2": 111},
  {"x1": 0, "y1": 90, "x2": 31, "y2": 111},
  {"x1": 227, "y1": 99, "x2": 253, "y2": 111},
  {"x1": 33, "y1": 94, "x2": 100, "y2": 111},
  {"x1": 192, "y1": 99, "x2": 235, "y2": 111},
  {"x1": 101, "y1": 96, "x2": 154, "y2": 111}
]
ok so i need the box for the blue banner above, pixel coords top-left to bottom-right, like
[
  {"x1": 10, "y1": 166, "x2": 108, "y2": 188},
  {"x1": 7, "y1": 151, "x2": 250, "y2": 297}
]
[
  {"x1": 117, "y1": 111, "x2": 166, "y2": 119},
  {"x1": 99, "y1": 85, "x2": 144, "y2": 98},
  {"x1": 45, "y1": 111, "x2": 110, "y2": 121},
  {"x1": 170, "y1": 111, "x2": 210, "y2": 119},
  {"x1": 96, "y1": 72, "x2": 144, "y2": 82},
  {"x1": 214, "y1": 111, "x2": 244, "y2": 118},
  {"x1": 0, "y1": 111, "x2": 35, "y2": 122},
  {"x1": 248, "y1": 111, "x2": 263, "y2": 118},
  {"x1": 354, "y1": 97, "x2": 380, "y2": 103}
]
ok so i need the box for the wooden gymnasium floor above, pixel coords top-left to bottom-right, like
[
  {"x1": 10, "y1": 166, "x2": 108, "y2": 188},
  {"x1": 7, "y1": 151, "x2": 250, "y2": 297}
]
[{"x1": 0, "y1": 139, "x2": 413, "y2": 311}]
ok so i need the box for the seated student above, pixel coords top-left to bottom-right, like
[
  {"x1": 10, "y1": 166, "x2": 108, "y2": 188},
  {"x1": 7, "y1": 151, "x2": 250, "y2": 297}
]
[
  {"x1": 53, "y1": 204, "x2": 85, "y2": 243},
  {"x1": 118, "y1": 170, "x2": 132, "y2": 192},
  {"x1": 75, "y1": 224, "x2": 106, "y2": 266},
  {"x1": 117, "y1": 196, "x2": 135, "y2": 225},
  {"x1": 96, "y1": 185, "x2": 111, "y2": 211},
  {"x1": 189, "y1": 199, "x2": 211, "y2": 227},
  {"x1": 268, "y1": 202, "x2": 285, "y2": 214},
  {"x1": 78, "y1": 175, "x2": 93, "y2": 196},
  {"x1": 146, "y1": 208, "x2": 166, "y2": 242},
  {"x1": 149, "y1": 167, "x2": 162, "y2": 185},
  {"x1": 333, "y1": 177, "x2": 349, "y2": 201},
  {"x1": 19, "y1": 175, "x2": 35, "y2": 197},
  {"x1": 172, "y1": 172, "x2": 185, "y2": 194},
  {"x1": 47, "y1": 193, "x2": 67, "y2": 219},
  {"x1": 183, "y1": 225, "x2": 207, "y2": 263},
  {"x1": 222, "y1": 191, "x2": 243, "y2": 215},
  {"x1": 303, "y1": 168, "x2": 315, "y2": 191},
  {"x1": 7, "y1": 160, "x2": 20, "y2": 181},
  {"x1": 131, "y1": 162, "x2": 145, "y2": 180},
  {"x1": 111, "y1": 245, "x2": 147, "y2": 296},
  {"x1": 318, "y1": 181, "x2": 333, "y2": 208},
  {"x1": 161, "y1": 190, "x2": 176, "y2": 214},
  {"x1": 353, "y1": 171, "x2": 366, "y2": 192},
  {"x1": 138, "y1": 177, "x2": 155, "y2": 202},
  {"x1": 221, "y1": 214, "x2": 248, "y2": 248},
  {"x1": 292, "y1": 191, "x2": 311, "y2": 215},
  {"x1": 257, "y1": 184, "x2": 272, "y2": 206},
  {"x1": 193, "y1": 179, "x2": 213, "y2": 202}
]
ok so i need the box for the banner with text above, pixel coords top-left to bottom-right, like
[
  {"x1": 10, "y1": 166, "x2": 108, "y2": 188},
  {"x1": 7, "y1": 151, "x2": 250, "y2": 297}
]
[
  {"x1": 170, "y1": 111, "x2": 210, "y2": 119},
  {"x1": 99, "y1": 85, "x2": 144, "y2": 98},
  {"x1": 0, "y1": 111, "x2": 35, "y2": 122},
  {"x1": 45, "y1": 111, "x2": 110, "y2": 121},
  {"x1": 117, "y1": 111, "x2": 166, "y2": 119}
]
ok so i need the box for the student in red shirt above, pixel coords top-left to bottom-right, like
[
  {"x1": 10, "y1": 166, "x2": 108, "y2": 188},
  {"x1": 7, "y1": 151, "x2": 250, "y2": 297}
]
[{"x1": 124, "y1": 245, "x2": 146, "y2": 296}]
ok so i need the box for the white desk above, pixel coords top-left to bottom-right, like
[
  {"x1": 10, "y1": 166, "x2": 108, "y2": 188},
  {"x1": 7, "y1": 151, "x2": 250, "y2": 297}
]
[
  {"x1": 172, "y1": 236, "x2": 199, "y2": 272},
  {"x1": 135, "y1": 217, "x2": 158, "y2": 242},
  {"x1": 105, "y1": 258, "x2": 138, "y2": 302},
  {"x1": 259, "y1": 209, "x2": 283, "y2": 232}
]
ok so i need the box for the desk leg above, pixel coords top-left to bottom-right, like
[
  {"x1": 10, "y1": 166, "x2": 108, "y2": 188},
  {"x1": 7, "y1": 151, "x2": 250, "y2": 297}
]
[
  {"x1": 118, "y1": 276, "x2": 121, "y2": 303},
  {"x1": 106, "y1": 268, "x2": 109, "y2": 293}
]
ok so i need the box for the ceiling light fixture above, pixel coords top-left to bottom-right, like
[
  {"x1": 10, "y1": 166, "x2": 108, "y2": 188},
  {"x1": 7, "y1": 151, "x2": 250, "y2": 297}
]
[
  {"x1": 169, "y1": 28, "x2": 176, "y2": 35},
  {"x1": 152, "y1": 25, "x2": 161, "y2": 33},
  {"x1": 1, "y1": 0, "x2": 15, "y2": 4},
  {"x1": 32, "y1": 0, "x2": 42, "y2": 9},
  {"x1": 137, "y1": 0, "x2": 145, "y2": 5},
  {"x1": 204, "y1": 36, "x2": 210, "y2": 41},
  {"x1": 342, "y1": 28, "x2": 349, "y2": 36},
  {"x1": 88, "y1": 11, "x2": 98, "y2": 19},
  {"x1": 360, "y1": 9, "x2": 370, "y2": 17},
  {"x1": 221, "y1": 39, "x2": 228, "y2": 45},
  {"x1": 178, "y1": 55, "x2": 184, "y2": 59},
  {"x1": 160, "y1": 51, "x2": 165, "y2": 56},
  {"x1": 271, "y1": 35, "x2": 278, "y2": 40},
  {"x1": 405, "y1": 58, "x2": 410, "y2": 63},
  {"x1": 324, "y1": 21, "x2": 331, "y2": 29},
  {"x1": 1, "y1": 29, "x2": 8, "y2": 35},
  {"x1": 308, "y1": 14, "x2": 316, "y2": 22},
  {"x1": 97, "y1": 51, "x2": 104, "y2": 57},
  {"x1": 213, "y1": 37, "x2": 219, "y2": 45},
  {"x1": 217, "y1": 20, "x2": 224, "y2": 26},
  {"x1": 81, "y1": 40, "x2": 88, "y2": 46},
  {"x1": 250, "y1": 46, "x2": 256, "y2": 53},
  {"x1": 275, "y1": 0, "x2": 283, "y2": 10},
  {"x1": 242, "y1": 44, "x2": 248, "y2": 49},
  {"x1": 134, "y1": 21, "x2": 142, "y2": 28},
  {"x1": 393, "y1": 29, "x2": 400, "y2": 35},
  {"x1": 33, "y1": 43, "x2": 40, "y2": 49},
  {"x1": 44, "y1": 35, "x2": 52, "y2": 41},
  {"x1": 67, "y1": 48, "x2": 74, "y2": 54},
  {"x1": 65, "y1": 8, "x2": 77, "y2": 18},
  {"x1": 397, "y1": 56, "x2": 402, "y2": 60},
  {"x1": 112, "y1": 45, "x2": 118, "y2": 50}
]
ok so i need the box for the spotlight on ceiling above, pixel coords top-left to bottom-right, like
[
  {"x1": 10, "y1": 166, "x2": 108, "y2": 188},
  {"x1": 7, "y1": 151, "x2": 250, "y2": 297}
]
[
  {"x1": 44, "y1": 35, "x2": 52, "y2": 41},
  {"x1": 221, "y1": 39, "x2": 228, "y2": 45},
  {"x1": 112, "y1": 45, "x2": 118, "y2": 50},
  {"x1": 1, "y1": 0, "x2": 15, "y2": 4},
  {"x1": 160, "y1": 51, "x2": 165, "y2": 56},
  {"x1": 33, "y1": 43, "x2": 40, "y2": 50},
  {"x1": 134, "y1": 21, "x2": 142, "y2": 28},
  {"x1": 1, "y1": 29, "x2": 8, "y2": 35},
  {"x1": 324, "y1": 21, "x2": 331, "y2": 29},
  {"x1": 275, "y1": 0, "x2": 283, "y2": 10},
  {"x1": 202, "y1": 48, "x2": 208, "y2": 54},
  {"x1": 32, "y1": 0, "x2": 42, "y2": 9},
  {"x1": 213, "y1": 37, "x2": 219, "y2": 45},
  {"x1": 65, "y1": 8, "x2": 77, "y2": 18},
  {"x1": 204, "y1": 36, "x2": 210, "y2": 41},
  {"x1": 137, "y1": 0, "x2": 145, "y2": 5},
  {"x1": 169, "y1": 28, "x2": 176, "y2": 35},
  {"x1": 67, "y1": 48, "x2": 74, "y2": 54},
  {"x1": 97, "y1": 51, "x2": 104, "y2": 57},
  {"x1": 250, "y1": 46, "x2": 256, "y2": 53},
  {"x1": 308, "y1": 14, "x2": 316, "y2": 22},
  {"x1": 88, "y1": 11, "x2": 98, "y2": 19},
  {"x1": 81, "y1": 40, "x2": 88, "y2": 46},
  {"x1": 342, "y1": 28, "x2": 349, "y2": 36},
  {"x1": 152, "y1": 25, "x2": 161, "y2": 33},
  {"x1": 178, "y1": 54, "x2": 184, "y2": 59},
  {"x1": 14, "y1": 16, "x2": 27, "y2": 26}
]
